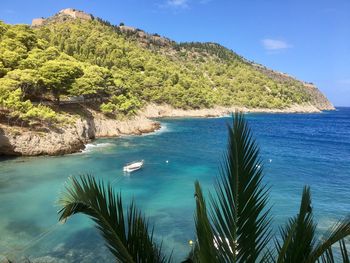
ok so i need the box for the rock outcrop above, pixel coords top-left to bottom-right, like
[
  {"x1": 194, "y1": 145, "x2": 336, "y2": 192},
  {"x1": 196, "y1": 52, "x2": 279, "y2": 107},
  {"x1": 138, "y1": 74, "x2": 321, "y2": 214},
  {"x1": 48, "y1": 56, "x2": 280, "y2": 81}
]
[
  {"x1": 58, "y1": 8, "x2": 92, "y2": 20},
  {"x1": 31, "y1": 8, "x2": 92, "y2": 27},
  {"x1": 0, "y1": 110, "x2": 159, "y2": 156},
  {"x1": 252, "y1": 64, "x2": 334, "y2": 111},
  {"x1": 302, "y1": 83, "x2": 335, "y2": 110},
  {"x1": 118, "y1": 26, "x2": 174, "y2": 48},
  {"x1": 31, "y1": 18, "x2": 46, "y2": 27}
]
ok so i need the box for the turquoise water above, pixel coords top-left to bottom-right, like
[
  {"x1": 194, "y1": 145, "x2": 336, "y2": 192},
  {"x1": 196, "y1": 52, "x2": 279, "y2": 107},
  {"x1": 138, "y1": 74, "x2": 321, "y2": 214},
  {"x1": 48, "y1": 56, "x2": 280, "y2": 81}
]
[{"x1": 0, "y1": 108, "x2": 349, "y2": 262}]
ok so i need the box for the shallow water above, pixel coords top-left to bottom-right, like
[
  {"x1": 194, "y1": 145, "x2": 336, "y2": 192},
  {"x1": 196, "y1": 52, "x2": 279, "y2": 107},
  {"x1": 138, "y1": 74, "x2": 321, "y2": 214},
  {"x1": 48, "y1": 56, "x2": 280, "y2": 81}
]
[{"x1": 0, "y1": 108, "x2": 349, "y2": 262}]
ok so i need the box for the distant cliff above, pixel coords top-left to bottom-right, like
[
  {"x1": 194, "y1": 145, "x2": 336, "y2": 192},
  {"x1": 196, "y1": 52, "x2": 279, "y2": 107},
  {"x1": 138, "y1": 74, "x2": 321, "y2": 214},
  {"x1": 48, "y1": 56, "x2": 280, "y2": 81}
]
[{"x1": 251, "y1": 64, "x2": 334, "y2": 110}]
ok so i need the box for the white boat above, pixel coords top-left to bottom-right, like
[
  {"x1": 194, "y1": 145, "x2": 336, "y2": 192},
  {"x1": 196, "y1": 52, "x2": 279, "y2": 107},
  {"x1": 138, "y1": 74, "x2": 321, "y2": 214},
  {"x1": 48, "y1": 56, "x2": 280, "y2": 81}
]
[{"x1": 123, "y1": 160, "x2": 144, "y2": 173}]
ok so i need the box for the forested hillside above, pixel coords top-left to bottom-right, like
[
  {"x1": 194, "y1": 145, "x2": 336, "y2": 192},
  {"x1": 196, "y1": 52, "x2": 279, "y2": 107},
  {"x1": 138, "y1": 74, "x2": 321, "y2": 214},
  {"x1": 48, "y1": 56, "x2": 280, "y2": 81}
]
[{"x1": 0, "y1": 9, "x2": 333, "y2": 127}]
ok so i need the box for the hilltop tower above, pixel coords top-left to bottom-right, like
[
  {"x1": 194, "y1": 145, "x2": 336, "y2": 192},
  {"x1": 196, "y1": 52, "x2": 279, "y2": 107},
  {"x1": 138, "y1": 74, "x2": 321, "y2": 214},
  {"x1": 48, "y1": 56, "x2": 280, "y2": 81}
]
[
  {"x1": 31, "y1": 8, "x2": 92, "y2": 27},
  {"x1": 31, "y1": 18, "x2": 46, "y2": 27},
  {"x1": 58, "y1": 8, "x2": 92, "y2": 20}
]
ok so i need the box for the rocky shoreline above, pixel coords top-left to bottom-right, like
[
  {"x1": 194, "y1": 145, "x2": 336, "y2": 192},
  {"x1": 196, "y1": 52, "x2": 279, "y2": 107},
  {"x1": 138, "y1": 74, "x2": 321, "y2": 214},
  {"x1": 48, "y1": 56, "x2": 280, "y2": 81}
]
[
  {"x1": 142, "y1": 103, "x2": 335, "y2": 118},
  {"x1": 0, "y1": 110, "x2": 160, "y2": 156},
  {"x1": 0, "y1": 103, "x2": 334, "y2": 156}
]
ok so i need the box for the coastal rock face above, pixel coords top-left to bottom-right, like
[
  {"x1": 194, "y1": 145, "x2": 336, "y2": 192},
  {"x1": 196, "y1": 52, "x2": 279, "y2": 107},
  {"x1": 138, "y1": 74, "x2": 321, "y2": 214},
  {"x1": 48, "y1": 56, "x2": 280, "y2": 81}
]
[
  {"x1": 0, "y1": 110, "x2": 159, "y2": 156},
  {"x1": 90, "y1": 112, "x2": 160, "y2": 137},
  {"x1": 252, "y1": 64, "x2": 334, "y2": 111},
  {"x1": 0, "y1": 124, "x2": 86, "y2": 156},
  {"x1": 0, "y1": 101, "x2": 331, "y2": 157},
  {"x1": 303, "y1": 83, "x2": 335, "y2": 110},
  {"x1": 142, "y1": 103, "x2": 325, "y2": 119}
]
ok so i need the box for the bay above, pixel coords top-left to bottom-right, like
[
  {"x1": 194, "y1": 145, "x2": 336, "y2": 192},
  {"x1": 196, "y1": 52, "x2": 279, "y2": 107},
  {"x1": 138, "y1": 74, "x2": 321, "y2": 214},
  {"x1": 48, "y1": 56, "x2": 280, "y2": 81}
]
[{"x1": 0, "y1": 108, "x2": 349, "y2": 262}]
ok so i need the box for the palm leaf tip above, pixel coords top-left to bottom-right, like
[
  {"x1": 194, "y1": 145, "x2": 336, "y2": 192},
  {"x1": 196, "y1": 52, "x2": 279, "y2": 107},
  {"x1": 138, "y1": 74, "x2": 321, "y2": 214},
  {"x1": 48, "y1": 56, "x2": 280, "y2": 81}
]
[
  {"x1": 58, "y1": 174, "x2": 170, "y2": 263},
  {"x1": 308, "y1": 216, "x2": 350, "y2": 262}
]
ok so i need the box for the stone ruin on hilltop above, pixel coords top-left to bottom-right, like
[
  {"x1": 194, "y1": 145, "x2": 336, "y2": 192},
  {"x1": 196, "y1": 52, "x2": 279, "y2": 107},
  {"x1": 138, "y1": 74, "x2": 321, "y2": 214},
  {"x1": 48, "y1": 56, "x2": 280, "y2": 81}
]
[{"x1": 32, "y1": 8, "x2": 92, "y2": 27}]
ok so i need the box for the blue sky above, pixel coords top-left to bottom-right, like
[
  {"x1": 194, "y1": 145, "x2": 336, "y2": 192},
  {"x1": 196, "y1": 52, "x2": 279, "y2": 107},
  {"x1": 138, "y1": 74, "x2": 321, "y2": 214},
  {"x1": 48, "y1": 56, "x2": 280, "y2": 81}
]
[{"x1": 1, "y1": 0, "x2": 349, "y2": 106}]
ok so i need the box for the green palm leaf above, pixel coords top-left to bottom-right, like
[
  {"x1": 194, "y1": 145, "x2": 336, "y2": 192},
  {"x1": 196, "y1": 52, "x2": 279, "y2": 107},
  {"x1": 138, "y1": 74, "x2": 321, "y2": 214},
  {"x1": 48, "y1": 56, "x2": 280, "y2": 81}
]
[
  {"x1": 207, "y1": 112, "x2": 272, "y2": 262},
  {"x1": 339, "y1": 239, "x2": 350, "y2": 263},
  {"x1": 276, "y1": 186, "x2": 316, "y2": 262},
  {"x1": 275, "y1": 218, "x2": 298, "y2": 263},
  {"x1": 276, "y1": 187, "x2": 350, "y2": 263},
  {"x1": 193, "y1": 181, "x2": 218, "y2": 263},
  {"x1": 307, "y1": 217, "x2": 350, "y2": 262},
  {"x1": 58, "y1": 174, "x2": 170, "y2": 263}
]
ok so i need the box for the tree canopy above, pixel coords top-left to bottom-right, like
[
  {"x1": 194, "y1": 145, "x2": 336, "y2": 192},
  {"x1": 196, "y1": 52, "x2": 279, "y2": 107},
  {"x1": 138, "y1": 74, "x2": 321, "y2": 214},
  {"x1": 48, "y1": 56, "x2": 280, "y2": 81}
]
[{"x1": 0, "y1": 17, "x2": 313, "y2": 125}]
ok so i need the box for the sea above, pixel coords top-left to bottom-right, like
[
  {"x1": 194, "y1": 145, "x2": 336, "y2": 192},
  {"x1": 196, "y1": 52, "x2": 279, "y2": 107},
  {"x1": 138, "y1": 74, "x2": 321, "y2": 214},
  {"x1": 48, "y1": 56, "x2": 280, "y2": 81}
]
[{"x1": 0, "y1": 107, "x2": 349, "y2": 262}]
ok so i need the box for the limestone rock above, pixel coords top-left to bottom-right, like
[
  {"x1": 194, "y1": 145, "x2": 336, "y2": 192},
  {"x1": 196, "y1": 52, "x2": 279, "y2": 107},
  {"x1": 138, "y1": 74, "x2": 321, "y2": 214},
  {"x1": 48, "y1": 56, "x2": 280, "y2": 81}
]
[{"x1": 0, "y1": 110, "x2": 160, "y2": 156}]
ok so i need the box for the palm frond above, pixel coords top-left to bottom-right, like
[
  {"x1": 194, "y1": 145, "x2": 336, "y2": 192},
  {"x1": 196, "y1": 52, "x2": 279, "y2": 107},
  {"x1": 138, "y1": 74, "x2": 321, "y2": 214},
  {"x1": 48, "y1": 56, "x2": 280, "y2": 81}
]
[
  {"x1": 208, "y1": 112, "x2": 272, "y2": 262},
  {"x1": 307, "y1": 216, "x2": 350, "y2": 263},
  {"x1": 193, "y1": 181, "x2": 218, "y2": 263},
  {"x1": 320, "y1": 247, "x2": 335, "y2": 263},
  {"x1": 275, "y1": 218, "x2": 298, "y2": 263},
  {"x1": 319, "y1": 239, "x2": 350, "y2": 263},
  {"x1": 260, "y1": 248, "x2": 276, "y2": 263},
  {"x1": 58, "y1": 174, "x2": 170, "y2": 263},
  {"x1": 339, "y1": 239, "x2": 350, "y2": 263},
  {"x1": 276, "y1": 186, "x2": 316, "y2": 262}
]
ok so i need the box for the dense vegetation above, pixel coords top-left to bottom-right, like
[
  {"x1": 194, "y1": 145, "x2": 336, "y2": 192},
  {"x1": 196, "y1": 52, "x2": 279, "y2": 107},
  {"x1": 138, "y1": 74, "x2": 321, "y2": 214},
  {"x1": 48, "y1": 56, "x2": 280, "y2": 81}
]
[{"x1": 0, "y1": 14, "x2": 313, "y2": 126}]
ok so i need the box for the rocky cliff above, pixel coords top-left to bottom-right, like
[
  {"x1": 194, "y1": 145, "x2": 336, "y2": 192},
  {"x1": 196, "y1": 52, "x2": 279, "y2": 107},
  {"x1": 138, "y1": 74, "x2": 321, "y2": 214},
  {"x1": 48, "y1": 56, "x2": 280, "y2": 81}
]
[
  {"x1": 252, "y1": 64, "x2": 334, "y2": 110},
  {"x1": 302, "y1": 83, "x2": 334, "y2": 110},
  {"x1": 0, "y1": 110, "x2": 159, "y2": 156}
]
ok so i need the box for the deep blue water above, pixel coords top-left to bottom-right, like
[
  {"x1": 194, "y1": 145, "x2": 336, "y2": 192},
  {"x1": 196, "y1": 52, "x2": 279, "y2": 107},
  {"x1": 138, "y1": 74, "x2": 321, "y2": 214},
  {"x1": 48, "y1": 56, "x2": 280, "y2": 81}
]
[{"x1": 0, "y1": 108, "x2": 349, "y2": 262}]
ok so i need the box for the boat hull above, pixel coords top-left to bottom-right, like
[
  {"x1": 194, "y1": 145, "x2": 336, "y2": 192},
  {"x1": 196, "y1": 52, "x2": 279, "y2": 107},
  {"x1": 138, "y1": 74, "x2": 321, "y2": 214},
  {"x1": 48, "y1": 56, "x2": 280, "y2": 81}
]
[{"x1": 123, "y1": 160, "x2": 144, "y2": 173}]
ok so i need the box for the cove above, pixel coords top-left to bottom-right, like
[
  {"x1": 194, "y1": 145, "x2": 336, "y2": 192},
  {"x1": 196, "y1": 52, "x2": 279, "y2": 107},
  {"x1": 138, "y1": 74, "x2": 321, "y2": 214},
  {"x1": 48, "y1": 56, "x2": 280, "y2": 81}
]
[{"x1": 0, "y1": 108, "x2": 349, "y2": 262}]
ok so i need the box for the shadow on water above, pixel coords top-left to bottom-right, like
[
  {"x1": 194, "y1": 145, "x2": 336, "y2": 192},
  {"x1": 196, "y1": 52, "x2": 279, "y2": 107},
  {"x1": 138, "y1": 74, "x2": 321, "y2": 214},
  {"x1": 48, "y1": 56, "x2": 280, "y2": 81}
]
[
  {"x1": 3, "y1": 226, "x2": 113, "y2": 263},
  {"x1": 0, "y1": 126, "x2": 18, "y2": 159},
  {"x1": 35, "y1": 228, "x2": 112, "y2": 263},
  {"x1": 0, "y1": 155, "x2": 19, "y2": 162},
  {"x1": 5, "y1": 219, "x2": 42, "y2": 237}
]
